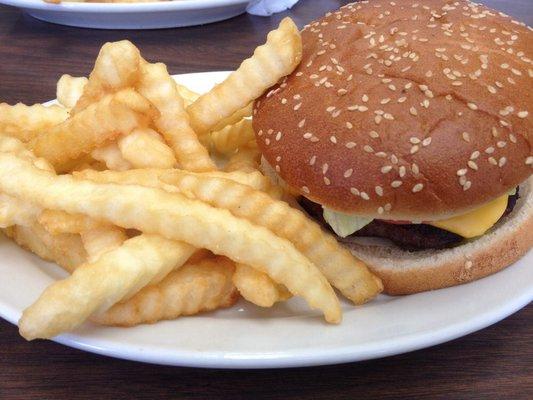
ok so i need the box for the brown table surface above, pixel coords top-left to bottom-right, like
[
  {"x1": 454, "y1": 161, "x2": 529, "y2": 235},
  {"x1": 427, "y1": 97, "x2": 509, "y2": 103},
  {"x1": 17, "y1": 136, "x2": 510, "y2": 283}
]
[{"x1": 0, "y1": 0, "x2": 532, "y2": 398}]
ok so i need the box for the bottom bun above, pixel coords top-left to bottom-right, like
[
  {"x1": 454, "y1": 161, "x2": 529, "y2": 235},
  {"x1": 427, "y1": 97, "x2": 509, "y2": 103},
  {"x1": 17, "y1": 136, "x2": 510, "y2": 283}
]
[{"x1": 347, "y1": 178, "x2": 533, "y2": 295}]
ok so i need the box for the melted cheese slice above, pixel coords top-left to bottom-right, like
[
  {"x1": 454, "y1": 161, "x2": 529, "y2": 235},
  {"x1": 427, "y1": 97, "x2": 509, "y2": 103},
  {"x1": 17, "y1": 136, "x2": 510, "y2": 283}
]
[{"x1": 430, "y1": 195, "x2": 508, "y2": 238}]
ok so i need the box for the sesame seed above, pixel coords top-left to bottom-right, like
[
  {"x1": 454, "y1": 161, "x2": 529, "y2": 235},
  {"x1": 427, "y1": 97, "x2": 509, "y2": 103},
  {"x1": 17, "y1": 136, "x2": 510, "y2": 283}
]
[
  {"x1": 457, "y1": 168, "x2": 468, "y2": 176},
  {"x1": 462, "y1": 132, "x2": 470, "y2": 142},
  {"x1": 518, "y1": 111, "x2": 529, "y2": 118},
  {"x1": 302, "y1": 186, "x2": 310, "y2": 194},
  {"x1": 498, "y1": 157, "x2": 507, "y2": 167},
  {"x1": 369, "y1": 131, "x2": 380, "y2": 139},
  {"x1": 275, "y1": 132, "x2": 282, "y2": 141},
  {"x1": 324, "y1": 177, "x2": 331, "y2": 185},
  {"x1": 381, "y1": 165, "x2": 393, "y2": 174},
  {"x1": 525, "y1": 156, "x2": 533, "y2": 165},
  {"x1": 470, "y1": 151, "x2": 480, "y2": 160},
  {"x1": 398, "y1": 97, "x2": 407, "y2": 103},
  {"x1": 309, "y1": 155, "x2": 316, "y2": 165},
  {"x1": 391, "y1": 155, "x2": 399, "y2": 164},
  {"x1": 344, "y1": 168, "x2": 353, "y2": 178},
  {"x1": 362, "y1": 94, "x2": 369, "y2": 102},
  {"x1": 488, "y1": 157, "x2": 497, "y2": 165},
  {"x1": 381, "y1": 98, "x2": 391, "y2": 104},
  {"x1": 338, "y1": 89, "x2": 348, "y2": 96},
  {"x1": 391, "y1": 180, "x2": 402, "y2": 188},
  {"x1": 303, "y1": 132, "x2": 313, "y2": 139},
  {"x1": 409, "y1": 107, "x2": 418, "y2": 116},
  {"x1": 497, "y1": 141, "x2": 507, "y2": 148},
  {"x1": 422, "y1": 137, "x2": 432, "y2": 146},
  {"x1": 411, "y1": 163, "x2": 420, "y2": 175},
  {"x1": 468, "y1": 160, "x2": 478, "y2": 170},
  {"x1": 332, "y1": 110, "x2": 342, "y2": 118},
  {"x1": 322, "y1": 163, "x2": 329, "y2": 174},
  {"x1": 346, "y1": 122, "x2": 353, "y2": 129},
  {"x1": 360, "y1": 192, "x2": 370, "y2": 200},
  {"x1": 345, "y1": 142, "x2": 357, "y2": 149},
  {"x1": 294, "y1": 103, "x2": 302, "y2": 111},
  {"x1": 350, "y1": 187, "x2": 360, "y2": 196},
  {"x1": 399, "y1": 166, "x2": 406, "y2": 177},
  {"x1": 459, "y1": 175, "x2": 467, "y2": 186},
  {"x1": 412, "y1": 183, "x2": 424, "y2": 193},
  {"x1": 410, "y1": 145, "x2": 420, "y2": 154},
  {"x1": 281, "y1": 98, "x2": 288, "y2": 104},
  {"x1": 374, "y1": 115, "x2": 382, "y2": 124},
  {"x1": 410, "y1": 137, "x2": 421, "y2": 144},
  {"x1": 378, "y1": 207, "x2": 384, "y2": 215},
  {"x1": 298, "y1": 119, "x2": 306, "y2": 128},
  {"x1": 358, "y1": 106, "x2": 368, "y2": 112},
  {"x1": 463, "y1": 181, "x2": 472, "y2": 191},
  {"x1": 375, "y1": 186, "x2": 384, "y2": 196},
  {"x1": 467, "y1": 103, "x2": 478, "y2": 110},
  {"x1": 364, "y1": 145, "x2": 374, "y2": 153}
]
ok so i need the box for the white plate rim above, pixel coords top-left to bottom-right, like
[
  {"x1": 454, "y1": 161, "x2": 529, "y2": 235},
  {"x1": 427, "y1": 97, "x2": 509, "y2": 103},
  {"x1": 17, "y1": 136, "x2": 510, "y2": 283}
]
[
  {"x1": 0, "y1": 71, "x2": 531, "y2": 369},
  {"x1": 0, "y1": 0, "x2": 249, "y2": 13}
]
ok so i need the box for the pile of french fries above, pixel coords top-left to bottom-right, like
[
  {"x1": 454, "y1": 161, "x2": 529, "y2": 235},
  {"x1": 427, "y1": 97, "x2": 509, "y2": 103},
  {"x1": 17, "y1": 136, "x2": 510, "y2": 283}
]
[{"x1": 0, "y1": 18, "x2": 382, "y2": 341}]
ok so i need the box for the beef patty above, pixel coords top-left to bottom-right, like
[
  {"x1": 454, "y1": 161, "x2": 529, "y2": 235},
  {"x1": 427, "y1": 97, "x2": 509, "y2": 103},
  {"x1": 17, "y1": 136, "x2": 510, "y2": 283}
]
[{"x1": 299, "y1": 188, "x2": 519, "y2": 251}]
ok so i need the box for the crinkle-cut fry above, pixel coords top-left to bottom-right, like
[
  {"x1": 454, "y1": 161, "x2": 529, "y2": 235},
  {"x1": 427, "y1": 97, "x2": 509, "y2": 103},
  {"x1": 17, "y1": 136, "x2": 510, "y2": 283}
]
[
  {"x1": 0, "y1": 103, "x2": 69, "y2": 143},
  {"x1": 56, "y1": 75, "x2": 88, "y2": 109},
  {"x1": 81, "y1": 225, "x2": 128, "y2": 262},
  {"x1": 31, "y1": 89, "x2": 156, "y2": 173},
  {"x1": 0, "y1": 135, "x2": 54, "y2": 172},
  {"x1": 93, "y1": 257, "x2": 238, "y2": 327},
  {"x1": 159, "y1": 170, "x2": 383, "y2": 303},
  {"x1": 175, "y1": 82, "x2": 200, "y2": 107},
  {"x1": 8, "y1": 223, "x2": 87, "y2": 274},
  {"x1": 233, "y1": 263, "x2": 290, "y2": 308},
  {"x1": 0, "y1": 154, "x2": 340, "y2": 324},
  {"x1": 211, "y1": 118, "x2": 255, "y2": 155},
  {"x1": 91, "y1": 143, "x2": 132, "y2": 171},
  {"x1": 118, "y1": 127, "x2": 176, "y2": 169},
  {"x1": 72, "y1": 40, "x2": 141, "y2": 114},
  {"x1": 74, "y1": 168, "x2": 282, "y2": 199},
  {"x1": 209, "y1": 103, "x2": 253, "y2": 134},
  {"x1": 187, "y1": 18, "x2": 302, "y2": 135},
  {"x1": 137, "y1": 61, "x2": 215, "y2": 172},
  {"x1": 19, "y1": 234, "x2": 197, "y2": 340},
  {"x1": 0, "y1": 194, "x2": 41, "y2": 228},
  {"x1": 38, "y1": 210, "x2": 106, "y2": 236},
  {"x1": 224, "y1": 142, "x2": 261, "y2": 173}
]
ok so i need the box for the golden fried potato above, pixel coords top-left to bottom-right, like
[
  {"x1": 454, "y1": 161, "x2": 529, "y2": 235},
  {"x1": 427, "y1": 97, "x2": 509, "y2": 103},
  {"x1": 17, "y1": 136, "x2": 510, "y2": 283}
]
[
  {"x1": 137, "y1": 61, "x2": 215, "y2": 172},
  {"x1": 233, "y1": 263, "x2": 290, "y2": 307},
  {"x1": 19, "y1": 234, "x2": 196, "y2": 340},
  {"x1": 93, "y1": 257, "x2": 238, "y2": 327},
  {"x1": 0, "y1": 154, "x2": 341, "y2": 324},
  {"x1": 56, "y1": 75, "x2": 88, "y2": 109},
  {"x1": 117, "y1": 127, "x2": 176, "y2": 169},
  {"x1": 0, "y1": 194, "x2": 41, "y2": 229},
  {"x1": 31, "y1": 89, "x2": 156, "y2": 172},
  {"x1": 0, "y1": 103, "x2": 69, "y2": 143},
  {"x1": 38, "y1": 210, "x2": 105, "y2": 236},
  {"x1": 175, "y1": 82, "x2": 200, "y2": 107},
  {"x1": 210, "y1": 118, "x2": 255, "y2": 155},
  {"x1": 8, "y1": 223, "x2": 87, "y2": 274},
  {"x1": 72, "y1": 40, "x2": 141, "y2": 114},
  {"x1": 209, "y1": 102, "x2": 253, "y2": 134},
  {"x1": 91, "y1": 143, "x2": 132, "y2": 171},
  {"x1": 80, "y1": 226, "x2": 128, "y2": 262},
  {"x1": 224, "y1": 142, "x2": 261, "y2": 172},
  {"x1": 187, "y1": 18, "x2": 302, "y2": 135}
]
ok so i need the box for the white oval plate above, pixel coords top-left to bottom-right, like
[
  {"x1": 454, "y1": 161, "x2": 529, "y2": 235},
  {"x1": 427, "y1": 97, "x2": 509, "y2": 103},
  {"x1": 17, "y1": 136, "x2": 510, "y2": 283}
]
[
  {"x1": 0, "y1": 0, "x2": 250, "y2": 29},
  {"x1": 1, "y1": 71, "x2": 532, "y2": 369}
]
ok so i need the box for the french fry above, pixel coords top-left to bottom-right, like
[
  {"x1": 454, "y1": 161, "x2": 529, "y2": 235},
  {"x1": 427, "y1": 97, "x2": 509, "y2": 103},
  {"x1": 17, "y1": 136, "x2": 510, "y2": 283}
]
[
  {"x1": 0, "y1": 154, "x2": 341, "y2": 324},
  {"x1": 233, "y1": 263, "x2": 290, "y2": 307},
  {"x1": 209, "y1": 103, "x2": 253, "y2": 134},
  {"x1": 210, "y1": 118, "x2": 255, "y2": 155},
  {"x1": 137, "y1": 61, "x2": 215, "y2": 172},
  {"x1": 8, "y1": 223, "x2": 87, "y2": 274},
  {"x1": 19, "y1": 234, "x2": 197, "y2": 339},
  {"x1": 0, "y1": 135, "x2": 54, "y2": 172},
  {"x1": 38, "y1": 210, "x2": 105, "y2": 236},
  {"x1": 91, "y1": 143, "x2": 132, "y2": 171},
  {"x1": 56, "y1": 75, "x2": 88, "y2": 109},
  {"x1": 187, "y1": 18, "x2": 302, "y2": 135},
  {"x1": 80, "y1": 226, "x2": 128, "y2": 262},
  {"x1": 0, "y1": 103, "x2": 69, "y2": 143},
  {"x1": 117, "y1": 127, "x2": 176, "y2": 169},
  {"x1": 93, "y1": 257, "x2": 238, "y2": 327},
  {"x1": 31, "y1": 89, "x2": 156, "y2": 172},
  {"x1": 175, "y1": 82, "x2": 200, "y2": 107},
  {"x1": 224, "y1": 142, "x2": 261, "y2": 172},
  {"x1": 159, "y1": 170, "x2": 383, "y2": 304},
  {"x1": 0, "y1": 194, "x2": 41, "y2": 229},
  {"x1": 72, "y1": 40, "x2": 141, "y2": 114}
]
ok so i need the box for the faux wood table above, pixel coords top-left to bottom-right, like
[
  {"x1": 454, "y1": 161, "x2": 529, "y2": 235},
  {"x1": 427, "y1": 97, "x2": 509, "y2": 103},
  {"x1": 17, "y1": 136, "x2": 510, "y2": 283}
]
[{"x1": 0, "y1": 1, "x2": 531, "y2": 398}]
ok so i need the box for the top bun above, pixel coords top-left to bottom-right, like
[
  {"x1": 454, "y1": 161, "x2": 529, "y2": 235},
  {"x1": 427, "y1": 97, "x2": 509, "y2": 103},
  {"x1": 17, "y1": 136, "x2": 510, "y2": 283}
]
[{"x1": 253, "y1": 0, "x2": 533, "y2": 220}]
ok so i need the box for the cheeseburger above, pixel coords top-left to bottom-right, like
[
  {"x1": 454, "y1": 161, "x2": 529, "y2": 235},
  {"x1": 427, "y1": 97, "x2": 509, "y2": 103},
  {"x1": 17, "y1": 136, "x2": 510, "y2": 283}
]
[{"x1": 253, "y1": 0, "x2": 532, "y2": 294}]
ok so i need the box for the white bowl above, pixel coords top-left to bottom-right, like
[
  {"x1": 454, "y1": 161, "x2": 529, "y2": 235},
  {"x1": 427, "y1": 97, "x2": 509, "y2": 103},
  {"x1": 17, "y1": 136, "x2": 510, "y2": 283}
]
[{"x1": 0, "y1": 0, "x2": 251, "y2": 29}]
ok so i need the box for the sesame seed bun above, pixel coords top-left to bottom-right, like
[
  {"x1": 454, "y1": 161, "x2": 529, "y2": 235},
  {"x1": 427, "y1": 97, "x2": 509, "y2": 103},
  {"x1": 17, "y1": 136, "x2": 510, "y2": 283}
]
[
  {"x1": 346, "y1": 177, "x2": 533, "y2": 294},
  {"x1": 253, "y1": 0, "x2": 533, "y2": 220}
]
